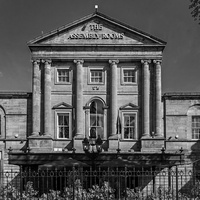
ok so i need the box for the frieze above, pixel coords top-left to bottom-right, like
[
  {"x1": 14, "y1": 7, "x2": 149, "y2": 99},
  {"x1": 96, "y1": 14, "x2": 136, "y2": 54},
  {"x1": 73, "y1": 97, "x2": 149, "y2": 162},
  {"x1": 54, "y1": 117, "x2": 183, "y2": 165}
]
[{"x1": 68, "y1": 23, "x2": 124, "y2": 40}]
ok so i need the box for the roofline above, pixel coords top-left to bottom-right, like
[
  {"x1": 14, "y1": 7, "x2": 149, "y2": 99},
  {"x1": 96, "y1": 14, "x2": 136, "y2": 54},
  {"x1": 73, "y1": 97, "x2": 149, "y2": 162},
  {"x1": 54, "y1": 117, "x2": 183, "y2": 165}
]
[
  {"x1": 28, "y1": 44, "x2": 166, "y2": 48},
  {"x1": 27, "y1": 11, "x2": 166, "y2": 45},
  {"x1": 0, "y1": 92, "x2": 32, "y2": 99},
  {"x1": 162, "y1": 92, "x2": 200, "y2": 100},
  {"x1": 163, "y1": 92, "x2": 200, "y2": 96}
]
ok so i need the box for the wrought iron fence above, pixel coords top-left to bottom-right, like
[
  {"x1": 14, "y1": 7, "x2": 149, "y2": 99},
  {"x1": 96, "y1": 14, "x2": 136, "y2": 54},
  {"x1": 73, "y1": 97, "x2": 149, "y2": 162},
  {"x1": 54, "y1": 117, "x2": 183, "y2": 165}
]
[{"x1": 0, "y1": 165, "x2": 199, "y2": 199}]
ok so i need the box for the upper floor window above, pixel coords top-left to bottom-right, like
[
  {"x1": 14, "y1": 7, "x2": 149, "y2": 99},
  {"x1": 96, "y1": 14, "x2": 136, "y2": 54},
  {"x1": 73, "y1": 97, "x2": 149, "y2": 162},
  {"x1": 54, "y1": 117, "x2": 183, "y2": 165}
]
[
  {"x1": 192, "y1": 116, "x2": 200, "y2": 139},
  {"x1": 123, "y1": 69, "x2": 135, "y2": 83},
  {"x1": 88, "y1": 67, "x2": 105, "y2": 85},
  {"x1": 57, "y1": 69, "x2": 70, "y2": 82},
  {"x1": 90, "y1": 70, "x2": 103, "y2": 83},
  {"x1": 121, "y1": 67, "x2": 137, "y2": 85},
  {"x1": 89, "y1": 99, "x2": 104, "y2": 138},
  {"x1": 55, "y1": 67, "x2": 72, "y2": 85}
]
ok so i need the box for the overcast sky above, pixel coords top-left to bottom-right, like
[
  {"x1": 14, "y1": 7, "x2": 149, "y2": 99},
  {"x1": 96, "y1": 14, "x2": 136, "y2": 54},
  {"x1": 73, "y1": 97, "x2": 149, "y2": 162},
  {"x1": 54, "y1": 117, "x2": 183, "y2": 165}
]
[{"x1": 0, "y1": 0, "x2": 199, "y2": 93}]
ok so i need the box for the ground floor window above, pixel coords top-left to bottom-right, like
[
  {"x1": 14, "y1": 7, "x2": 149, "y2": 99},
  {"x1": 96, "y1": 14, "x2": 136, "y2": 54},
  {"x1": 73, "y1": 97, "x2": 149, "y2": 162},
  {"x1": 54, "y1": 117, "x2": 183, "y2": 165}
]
[
  {"x1": 58, "y1": 113, "x2": 70, "y2": 138},
  {"x1": 55, "y1": 109, "x2": 72, "y2": 139},
  {"x1": 192, "y1": 116, "x2": 200, "y2": 139},
  {"x1": 121, "y1": 112, "x2": 137, "y2": 139},
  {"x1": 89, "y1": 99, "x2": 104, "y2": 138}
]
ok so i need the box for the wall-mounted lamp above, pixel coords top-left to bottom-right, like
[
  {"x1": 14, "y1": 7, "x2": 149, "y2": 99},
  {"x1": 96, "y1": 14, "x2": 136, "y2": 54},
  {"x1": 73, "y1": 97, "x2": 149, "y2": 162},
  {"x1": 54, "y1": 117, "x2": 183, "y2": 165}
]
[
  {"x1": 161, "y1": 146, "x2": 165, "y2": 154},
  {"x1": 175, "y1": 135, "x2": 179, "y2": 139},
  {"x1": 82, "y1": 135, "x2": 103, "y2": 153},
  {"x1": 168, "y1": 136, "x2": 172, "y2": 140}
]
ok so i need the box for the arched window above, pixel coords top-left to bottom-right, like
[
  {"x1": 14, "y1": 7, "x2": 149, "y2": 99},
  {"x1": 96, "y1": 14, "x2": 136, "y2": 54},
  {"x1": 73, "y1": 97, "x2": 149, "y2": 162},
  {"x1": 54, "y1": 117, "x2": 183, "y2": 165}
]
[{"x1": 89, "y1": 99, "x2": 104, "y2": 138}]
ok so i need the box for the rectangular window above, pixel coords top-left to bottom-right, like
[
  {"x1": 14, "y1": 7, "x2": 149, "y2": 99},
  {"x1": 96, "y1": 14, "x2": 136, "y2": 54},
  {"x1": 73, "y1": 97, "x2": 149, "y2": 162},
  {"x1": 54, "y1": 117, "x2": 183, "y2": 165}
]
[
  {"x1": 90, "y1": 70, "x2": 103, "y2": 83},
  {"x1": 123, "y1": 69, "x2": 135, "y2": 83},
  {"x1": 0, "y1": 115, "x2": 1, "y2": 136},
  {"x1": 192, "y1": 116, "x2": 200, "y2": 139},
  {"x1": 57, "y1": 113, "x2": 69, "y2": 139},
  {"x1": 123, "y1": 113, "x2": 136, "y2": 139},
  {"x1": 57, "y1": 69, "x2": 70, "y2": 83}
]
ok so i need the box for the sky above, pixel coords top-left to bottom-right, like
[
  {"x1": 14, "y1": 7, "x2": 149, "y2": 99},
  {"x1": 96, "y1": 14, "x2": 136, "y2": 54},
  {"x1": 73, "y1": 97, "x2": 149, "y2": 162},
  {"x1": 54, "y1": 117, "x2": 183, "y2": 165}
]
[{"x1": 0, "y1": 0, "x2": 199, "y2": 93}]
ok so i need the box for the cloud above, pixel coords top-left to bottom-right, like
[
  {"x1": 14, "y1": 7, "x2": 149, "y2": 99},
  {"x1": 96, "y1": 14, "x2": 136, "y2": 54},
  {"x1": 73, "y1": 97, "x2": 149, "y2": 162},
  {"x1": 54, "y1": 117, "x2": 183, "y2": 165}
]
[{"x1": 0, "y1": 72, "x2": 3, "y2": 77}]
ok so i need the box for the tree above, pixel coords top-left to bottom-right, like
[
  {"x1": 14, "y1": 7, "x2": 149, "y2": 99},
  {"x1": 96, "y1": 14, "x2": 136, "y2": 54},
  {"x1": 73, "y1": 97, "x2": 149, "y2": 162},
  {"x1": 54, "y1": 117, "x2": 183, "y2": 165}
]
[{"x1": 189, "y1": 0, "x2": 200, "y2": 24}]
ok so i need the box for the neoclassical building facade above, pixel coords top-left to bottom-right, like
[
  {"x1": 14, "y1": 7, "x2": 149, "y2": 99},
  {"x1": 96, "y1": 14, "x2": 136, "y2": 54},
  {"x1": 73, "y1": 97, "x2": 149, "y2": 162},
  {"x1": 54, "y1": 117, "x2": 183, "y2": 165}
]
[{"x1": 0, "y1": 10, "x2": 199, "y2": 176}]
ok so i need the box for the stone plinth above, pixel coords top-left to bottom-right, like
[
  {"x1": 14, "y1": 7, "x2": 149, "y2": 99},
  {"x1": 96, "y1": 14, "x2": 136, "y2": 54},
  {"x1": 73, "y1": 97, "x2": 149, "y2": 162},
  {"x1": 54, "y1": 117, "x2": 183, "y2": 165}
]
[
  {"x1": 28, "y1": 135, "x2": 53, "y2": 152},
  {"x1": 108, "y1": 138, "x2": 119, "y2": 152},
  {"x1": 141, "y1": 137, "x2": 164, "y2": 152},
  {"x1": 73, "y1": 138, "x2": 84, "y2": 153}
]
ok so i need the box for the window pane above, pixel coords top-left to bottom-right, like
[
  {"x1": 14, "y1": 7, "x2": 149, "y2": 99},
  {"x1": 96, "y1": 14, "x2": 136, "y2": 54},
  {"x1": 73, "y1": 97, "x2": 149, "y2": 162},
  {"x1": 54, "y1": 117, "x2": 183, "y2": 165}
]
[
  {"x1": 58, "y1": 113, "x2": 70, "y2": 139},
  {"x1": 89, "y1": 100, "x2": 104, "y2": 138},
  {"x1": 123, "y1": 114, "x2": 136, "y2": 139},
  {"x1": 90, "y1": 70, "x2": 103, "y2": 83},
  {"x1": 123, "y1": 69, "x2": 135, "y2": 83},
  {"x1": 57, "y1": 69, "x2": 70, "y2": 83},
  {"x1": 192, "y1": 116, "x2": 200, "y2": 139}
]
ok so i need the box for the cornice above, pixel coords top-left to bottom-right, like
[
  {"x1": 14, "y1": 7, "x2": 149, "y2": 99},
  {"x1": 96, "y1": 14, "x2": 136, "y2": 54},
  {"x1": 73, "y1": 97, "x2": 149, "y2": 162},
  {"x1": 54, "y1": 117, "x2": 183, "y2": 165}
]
[
  {"x1": 162, "y1": 92, "x2": 200, "y2": 100},
  {"x1": 0, "y1": 92, "x2": 32, "y2": 99}
]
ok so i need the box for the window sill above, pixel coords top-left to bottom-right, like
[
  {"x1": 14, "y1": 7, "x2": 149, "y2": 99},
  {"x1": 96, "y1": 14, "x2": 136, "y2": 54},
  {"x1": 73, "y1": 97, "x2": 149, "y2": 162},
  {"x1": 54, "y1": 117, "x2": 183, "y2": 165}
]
[
  {"x1": 55, "y1": 82, "x2": 71, "y2": 85},
  {"x1": 54, "y1": 138, "x2": 71, "y2": 141}
]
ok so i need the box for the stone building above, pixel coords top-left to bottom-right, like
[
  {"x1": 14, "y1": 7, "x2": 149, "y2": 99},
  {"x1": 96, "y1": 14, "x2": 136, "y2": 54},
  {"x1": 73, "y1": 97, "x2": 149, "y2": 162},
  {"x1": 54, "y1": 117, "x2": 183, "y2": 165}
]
[{"x1": 0, "y1": 10, "x2": 199, "y2": 189}]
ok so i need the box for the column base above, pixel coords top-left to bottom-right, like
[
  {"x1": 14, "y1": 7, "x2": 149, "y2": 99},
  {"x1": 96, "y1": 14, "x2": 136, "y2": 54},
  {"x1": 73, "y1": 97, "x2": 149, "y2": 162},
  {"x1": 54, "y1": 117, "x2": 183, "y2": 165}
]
[
  {"x1": 28, "y1": 135, "x2": 53, "y2": 153},
  {"x1": 73, "y1": 138, "x2": 84, "y2": 153},
  {"x1": 75, "y1": 133, "x2": 84, "y2": 139},
  {"x1": 141, "y1": 136, "x2": 164, "y2": 152},
  {"x1": 31, "y1": 132, "x2": 40, "y2": 137}
]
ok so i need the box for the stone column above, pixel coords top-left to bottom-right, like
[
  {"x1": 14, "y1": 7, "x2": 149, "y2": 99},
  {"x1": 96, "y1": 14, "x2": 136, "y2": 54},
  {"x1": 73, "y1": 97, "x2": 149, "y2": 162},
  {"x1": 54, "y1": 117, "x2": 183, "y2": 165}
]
[
  {"x1": 74, "y1": 60, "x2": 84, "y2": 138},
  {"x1": 43, "y1": 59, "x2": 52, "y2": 136},
  {"x1": 103, "y1": 108, "x2": 107, "y2": 140},
  {"x1": 154, "y1": 60, "x2": 162, "y2": 137},
  {"x1": 141, "y1": 60, "x2": 151, "y2": 137},
  {"x1": 85, "y1": 108, "x2": 90, "y2": 138},
  {"x1": 32, "y1": 59, "x2": 40, "y2": 136},
  {"x1": 109, "y1": 60, "x2": 119, "y2": 137}
]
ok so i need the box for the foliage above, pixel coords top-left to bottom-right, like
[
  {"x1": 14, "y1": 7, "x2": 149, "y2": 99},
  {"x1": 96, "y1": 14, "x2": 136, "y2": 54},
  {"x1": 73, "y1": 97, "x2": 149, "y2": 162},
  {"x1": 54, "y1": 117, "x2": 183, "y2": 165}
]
[
  {"x1": 87, "y1": 181, "x2": 115, "y2": 200},
  {"x1": 126, "y1": 187, "x2": 145, "y2": 200},
  {"x1": 22, "y1": 181, "x2": 38, "y2": 199},
  {"x1": 189, "y1": 0, "x2": 200, "y2": 24},
  {"x1": 0, "y1": 181, "x2": 38, "y2": 200},
  {"x1": 0, "y1": 183, "x2": 21, "y2": 200},
  {"x1": 0, "y1": 180, "x2": 195, "y2": 200}
]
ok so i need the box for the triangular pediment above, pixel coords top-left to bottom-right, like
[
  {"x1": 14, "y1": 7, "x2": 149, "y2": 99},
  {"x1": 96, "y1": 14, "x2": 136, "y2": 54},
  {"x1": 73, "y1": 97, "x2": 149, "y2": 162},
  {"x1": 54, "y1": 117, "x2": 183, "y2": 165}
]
[
  {"x1": 28, "y1": 12, "x2": 166, "y2": 46},
  {"x1": 52, "y1": 102, "x2": 72, "y2": 109},
  {"x1": 120, "y1": 103, "x2": 139, "y2": 110}
]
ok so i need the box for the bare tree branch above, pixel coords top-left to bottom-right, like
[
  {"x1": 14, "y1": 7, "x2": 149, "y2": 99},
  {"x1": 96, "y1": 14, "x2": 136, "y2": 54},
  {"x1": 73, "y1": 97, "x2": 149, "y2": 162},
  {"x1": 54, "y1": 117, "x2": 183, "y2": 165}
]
[{"x1": 189, "y1": 0, "x2": 200, "y2": 24}]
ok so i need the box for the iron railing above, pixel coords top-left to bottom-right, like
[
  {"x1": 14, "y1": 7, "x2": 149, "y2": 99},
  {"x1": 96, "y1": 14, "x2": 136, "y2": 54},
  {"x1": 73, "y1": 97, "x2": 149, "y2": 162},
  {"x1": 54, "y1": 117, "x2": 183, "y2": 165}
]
[{"x1": 0, "y1": 165, "x2": 199, "y2": 200}]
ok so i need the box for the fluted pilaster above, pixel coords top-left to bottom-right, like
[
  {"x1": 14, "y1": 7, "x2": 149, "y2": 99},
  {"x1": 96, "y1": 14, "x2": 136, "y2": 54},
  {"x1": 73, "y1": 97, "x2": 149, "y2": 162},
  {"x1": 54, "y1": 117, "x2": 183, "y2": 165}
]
[
  {"x1": 141, "y1": 60, "x2": 151, "y2": 137},
  {"x1": 109, "y1": 60, "x2": 119, "y2": 137},
  {"x1": 74, "y1": 59, "x2": 84, "y2": 138}
]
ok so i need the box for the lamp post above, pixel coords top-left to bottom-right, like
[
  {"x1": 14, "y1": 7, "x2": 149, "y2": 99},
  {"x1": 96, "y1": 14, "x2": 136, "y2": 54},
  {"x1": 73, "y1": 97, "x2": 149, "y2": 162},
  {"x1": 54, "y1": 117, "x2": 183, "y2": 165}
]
[{"x1": 82, "y1": 135, "x2": 103, "y2": 168}]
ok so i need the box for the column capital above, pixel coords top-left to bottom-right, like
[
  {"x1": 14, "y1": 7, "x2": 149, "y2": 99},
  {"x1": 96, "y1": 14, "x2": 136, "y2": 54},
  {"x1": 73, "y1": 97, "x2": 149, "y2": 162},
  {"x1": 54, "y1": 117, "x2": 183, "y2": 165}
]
[
  {"x1": 42, "y1": 59, "x2": 52, "y2": 65},
  {"x1": 31, "y1": 59, "x2": 40, "y2": 65},
  {"x1": 141, "y1": 60, "x2": 151, "y2": 65},
  {"x1": 74, "y1": 59, "x2": 84, "y2": 65},
  {"x1": 109, "y1": 60, "x2": 119, "y2": 65},
  {"x1": 153, "y1": 60, "x2": 162, "y2": 65}
]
